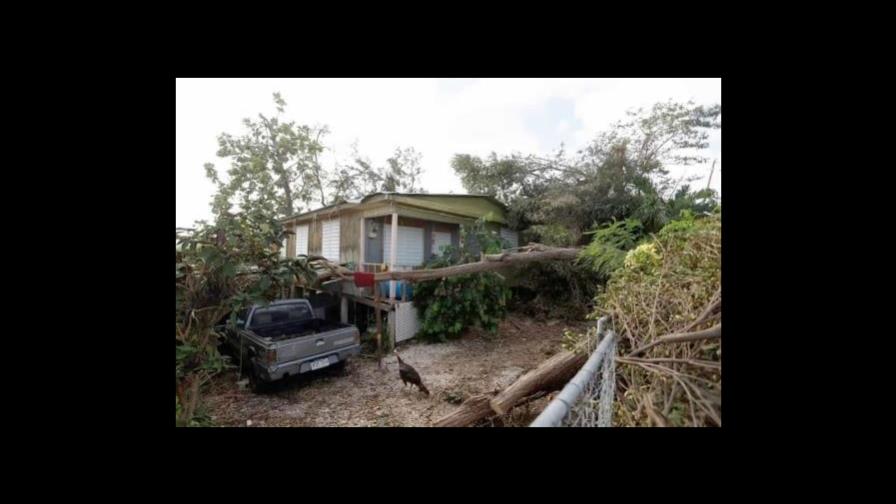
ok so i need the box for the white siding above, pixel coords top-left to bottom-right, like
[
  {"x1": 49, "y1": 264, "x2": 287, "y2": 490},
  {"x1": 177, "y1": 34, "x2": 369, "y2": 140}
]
[
  {"x1": 432, "y1": 231, "x2": 452, "y2": 256},
  {"x1": 295, "y1": 224, "x2": 309, "y2": 256},
  {"x1": 280, "y1": 238, "x2": 287, "y2": 258},
  {"x1": 321, "y1": 219, "x2": 340, "y2": 261},
  {"x1": 383, "y1": 224, "x2": 424, "y2": 266},
  {"x1": 500, "y1": 227, "x2": 519, "y2": 248}
]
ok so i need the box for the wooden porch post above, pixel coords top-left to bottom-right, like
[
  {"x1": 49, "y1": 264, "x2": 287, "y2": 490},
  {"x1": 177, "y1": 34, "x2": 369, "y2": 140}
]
[
  {"x1": 374, "y1": 280, "x2": 384, "y2": 370},
  {"x1": 389, "y1": 212, "x2": 398, "y2": 300},
  {"x1": 359, "y1": 217, "x2": 365, "y2": 271}
]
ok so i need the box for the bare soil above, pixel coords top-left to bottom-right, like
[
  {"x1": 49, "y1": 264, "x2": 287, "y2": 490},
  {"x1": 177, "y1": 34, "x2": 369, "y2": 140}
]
[{"x1": 205, "y1": 314, "x2": 588, "y2": 427}]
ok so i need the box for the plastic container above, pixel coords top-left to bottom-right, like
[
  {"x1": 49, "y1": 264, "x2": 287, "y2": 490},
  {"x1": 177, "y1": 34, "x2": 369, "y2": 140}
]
[{"x1": 379, "y1": 281, "x2": 413, "y2": 300}]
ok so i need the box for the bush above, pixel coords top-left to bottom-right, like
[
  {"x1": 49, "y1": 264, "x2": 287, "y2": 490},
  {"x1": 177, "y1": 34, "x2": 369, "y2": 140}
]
[{"x1": 412, "y1": 219, "x2": 511, "y2": 342}]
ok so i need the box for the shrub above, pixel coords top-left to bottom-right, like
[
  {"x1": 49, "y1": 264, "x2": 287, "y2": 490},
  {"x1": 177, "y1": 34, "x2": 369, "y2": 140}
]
[{"x1": 412, "y1": 219, "x2": 511, "y2": 342}]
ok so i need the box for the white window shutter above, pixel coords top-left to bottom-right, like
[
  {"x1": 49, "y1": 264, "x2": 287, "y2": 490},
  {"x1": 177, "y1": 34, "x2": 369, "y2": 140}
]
[
  {"x1": 383, "y1": 224, "x2": 424, "y2": 266},
  {"x1": 295, "y1": 225, "x2": 309, "y2": 256},
  {"x1": 321, "y1": 220, "x2": 340, "y2": 261}
]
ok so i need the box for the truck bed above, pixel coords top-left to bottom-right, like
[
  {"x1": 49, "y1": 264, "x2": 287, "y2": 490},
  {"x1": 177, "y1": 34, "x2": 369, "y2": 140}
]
[{"x1": 250, "y1": 318, "x2": 354, "y2": 341}]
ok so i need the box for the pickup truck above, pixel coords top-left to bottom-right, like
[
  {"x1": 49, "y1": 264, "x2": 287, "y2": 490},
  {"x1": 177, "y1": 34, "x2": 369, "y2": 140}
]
[{"x1": 218, "y1": 299, "x2": 361, "y2": 392}]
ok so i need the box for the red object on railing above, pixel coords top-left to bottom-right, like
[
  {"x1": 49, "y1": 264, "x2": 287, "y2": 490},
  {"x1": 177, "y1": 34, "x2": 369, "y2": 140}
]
[{"x1": 353, "y1": 271, "x2": 375, "y2": 287}]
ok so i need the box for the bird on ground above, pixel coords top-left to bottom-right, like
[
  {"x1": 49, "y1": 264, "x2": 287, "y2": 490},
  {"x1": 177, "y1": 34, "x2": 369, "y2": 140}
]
[{"x1": 393, "y1": 349, "x2": 429, "y2": 395}]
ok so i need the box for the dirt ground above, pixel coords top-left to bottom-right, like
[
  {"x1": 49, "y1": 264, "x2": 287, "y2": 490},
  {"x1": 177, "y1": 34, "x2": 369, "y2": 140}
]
[{"x1": 205, "y1": 314, "x2": 589, "y2": 427}]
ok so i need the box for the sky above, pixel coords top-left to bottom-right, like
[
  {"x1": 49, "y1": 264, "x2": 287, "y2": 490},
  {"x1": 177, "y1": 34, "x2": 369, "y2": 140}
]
[{"x1": 176, "y1": 78, "x2": 721, "y2": 227}]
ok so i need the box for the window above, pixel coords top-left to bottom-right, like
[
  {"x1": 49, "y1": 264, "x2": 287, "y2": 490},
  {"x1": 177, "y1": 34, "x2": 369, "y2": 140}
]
[
  {"x1": 500, "y1": 227, "x2": 519, "y2": 248},
  {"x1": 432, "y1": 231, "x2": 452, "y2": 257}
]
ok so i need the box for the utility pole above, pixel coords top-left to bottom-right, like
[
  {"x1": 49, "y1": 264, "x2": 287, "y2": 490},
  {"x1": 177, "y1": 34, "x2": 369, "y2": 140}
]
[{"x1": 706, "y1": 158, "x2": 718, "y2": 190}]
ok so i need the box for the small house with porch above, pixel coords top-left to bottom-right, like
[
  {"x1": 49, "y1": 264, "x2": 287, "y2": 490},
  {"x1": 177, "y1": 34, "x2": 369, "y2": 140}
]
[{"x1": 279, "y1": 192, "x2": 518, "y2": 342}]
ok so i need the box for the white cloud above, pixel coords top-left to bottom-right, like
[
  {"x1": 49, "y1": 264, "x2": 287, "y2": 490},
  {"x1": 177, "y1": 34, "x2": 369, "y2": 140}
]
[{"x1": 176, "y1": 78, "x2": 721, "y2": 227}]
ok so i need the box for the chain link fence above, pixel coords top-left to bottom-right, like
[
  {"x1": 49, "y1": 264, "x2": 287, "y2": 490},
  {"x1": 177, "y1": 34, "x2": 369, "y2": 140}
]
[{"x1": 530, "y1": 317, "x2": 617, "y2": 427}]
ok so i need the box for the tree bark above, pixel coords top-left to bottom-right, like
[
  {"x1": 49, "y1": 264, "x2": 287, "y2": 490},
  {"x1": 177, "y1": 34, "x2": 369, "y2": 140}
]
[
  {"x1": 489, "y1": 350, "x2": 587, "y2": 415},
  {"x1": 374, "y1": 245, "x2": 580, "y2": 282},
  {"x1": 433, "y1": 394, "x2": 495, "y2": 427},
  {"x1": 432, "y1": 349, "x2": 589, "y2": 426}
]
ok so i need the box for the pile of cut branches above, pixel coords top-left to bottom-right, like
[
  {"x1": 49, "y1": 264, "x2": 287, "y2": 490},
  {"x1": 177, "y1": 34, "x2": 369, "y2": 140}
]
[{"x1": 580, "y1": 211, "x2": 721, "y2": 426}]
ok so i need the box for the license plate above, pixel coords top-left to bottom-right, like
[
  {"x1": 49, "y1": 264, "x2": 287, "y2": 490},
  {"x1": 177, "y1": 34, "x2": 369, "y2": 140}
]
[{"x1": 310, "y1": 358, "x2": 330, "y2": 371}]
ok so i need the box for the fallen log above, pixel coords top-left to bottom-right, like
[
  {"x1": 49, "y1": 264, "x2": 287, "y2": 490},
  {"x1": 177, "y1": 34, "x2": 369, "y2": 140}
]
[
  {"x1": 374, "y1": 245, "x2": 580, "y2": 282},
  {"x1": 433, "y1": 394, "x2": 494, "y2": 427},
  {"x1": 433, "y1": 349, "x2": 588, "y2": 426},
  {"x1": 489, "y1": 350, "x2": 587, "y2": 415}
]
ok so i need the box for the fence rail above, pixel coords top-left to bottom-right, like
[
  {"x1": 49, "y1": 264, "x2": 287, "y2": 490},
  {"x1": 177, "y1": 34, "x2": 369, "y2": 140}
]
[{"x1": 530, "y1": 316, "x2": 617, "y2": 427}]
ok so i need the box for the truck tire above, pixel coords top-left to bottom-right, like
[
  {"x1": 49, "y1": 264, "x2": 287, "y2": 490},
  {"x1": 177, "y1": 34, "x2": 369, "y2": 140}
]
[
  {"x1": 330, "y1": 360, "x2": 348, "y2": 376},
  {"x1": 248, "y1": 368, "x2": 272, "y2": 394}
]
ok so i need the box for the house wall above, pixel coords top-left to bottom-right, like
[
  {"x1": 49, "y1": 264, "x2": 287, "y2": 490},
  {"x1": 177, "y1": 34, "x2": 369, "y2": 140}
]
[{"x1": 339, "y1": 212, "x2": 361, "y2": 265}]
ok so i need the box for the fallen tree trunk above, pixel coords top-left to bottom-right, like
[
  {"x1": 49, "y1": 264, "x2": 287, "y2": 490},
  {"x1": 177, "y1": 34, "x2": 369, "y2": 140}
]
[
  {"x1": 374, "y1": 245, "x2": 580, "y2": 282},
  {"x1": 433, "y1": 349, "x2": 589, "y2": 426},
  {"x1": 433, "y1": 394, "x2": 495, "y2": 427},
  {"x1": 490, "y1": 350, "x2": 587, "y2": 415}
]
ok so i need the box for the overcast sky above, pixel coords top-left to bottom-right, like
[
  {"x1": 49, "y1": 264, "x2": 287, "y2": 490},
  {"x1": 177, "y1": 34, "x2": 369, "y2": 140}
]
[{"x1": 176, "y1": 78, "x2": 721, "y2": 227}]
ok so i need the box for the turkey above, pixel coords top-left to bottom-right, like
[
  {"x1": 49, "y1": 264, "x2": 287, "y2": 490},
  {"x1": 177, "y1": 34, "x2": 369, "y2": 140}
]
[{"x1": 393, "y1": 350, "x2": 429, "y2": 395}]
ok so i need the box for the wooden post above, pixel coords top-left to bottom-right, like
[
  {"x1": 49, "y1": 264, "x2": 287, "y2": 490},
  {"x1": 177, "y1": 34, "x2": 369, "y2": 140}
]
[
  {"x1": 389, "y1": 212, "x2": 398, "y2": 300},
  {"x1": 374, "y1": 279, "x2": 384, "y2": 370},
  {"x1": 359, "y1": 217, "x2": 366, "y2": 269}
]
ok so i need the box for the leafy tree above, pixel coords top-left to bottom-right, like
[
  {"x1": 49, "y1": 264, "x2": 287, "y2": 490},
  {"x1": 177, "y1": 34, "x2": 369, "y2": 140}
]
[
  {"x1": 328, "y1": 145, "x2": 425, "y2": 201},
  {"x1": 204, "y1": 93, "x2": 330, "y2": 218},
  {"x1": 452, "y1": 100, "x2": 721, "y2": 238}
]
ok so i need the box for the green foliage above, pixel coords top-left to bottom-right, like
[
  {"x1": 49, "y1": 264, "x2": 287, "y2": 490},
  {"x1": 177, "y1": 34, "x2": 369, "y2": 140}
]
[
  {"x1": 175, "y1": 209, "x2": 313, "y2": 426},
  {"x1": 524, "y1": 224, "x2": 576, "y2": 247},
  {"x1": 578, "y1": 218, "x2": 645, "y2": 281},
  {"x1": 413, "y1": 219, "x2": 511, "y2": 342},
  {"x1": 623, "y1": 242, "x2": 662, "y2": 273},
  {"x1": 328, "y1": 144, "x2": 425, "y2": 201},
  {"x1": 204, "y1": 93, "x2": 330, "y2": 218},
  {"x1": 452, "y1": 101, "x2": 721, "y2": 240}
]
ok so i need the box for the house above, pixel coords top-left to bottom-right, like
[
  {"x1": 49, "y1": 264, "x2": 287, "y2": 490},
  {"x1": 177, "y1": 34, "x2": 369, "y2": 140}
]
[{"x1": 279, "y1": 192, "x2": 519, "y2": 342}]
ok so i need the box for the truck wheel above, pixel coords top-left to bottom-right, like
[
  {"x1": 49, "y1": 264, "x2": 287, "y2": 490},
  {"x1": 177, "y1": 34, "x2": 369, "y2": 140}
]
[
  {"x1": 249, "y1": 369, "x2": 271, "y2": 394},
  {"x1": 324, "y1": 360, "x2": 345, "y2": 375}
]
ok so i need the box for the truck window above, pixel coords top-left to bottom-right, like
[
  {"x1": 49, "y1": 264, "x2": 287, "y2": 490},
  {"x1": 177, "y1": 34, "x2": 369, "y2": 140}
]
[{"x1": 249, "y1": 303, "x2": 312, "y2": 327}]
